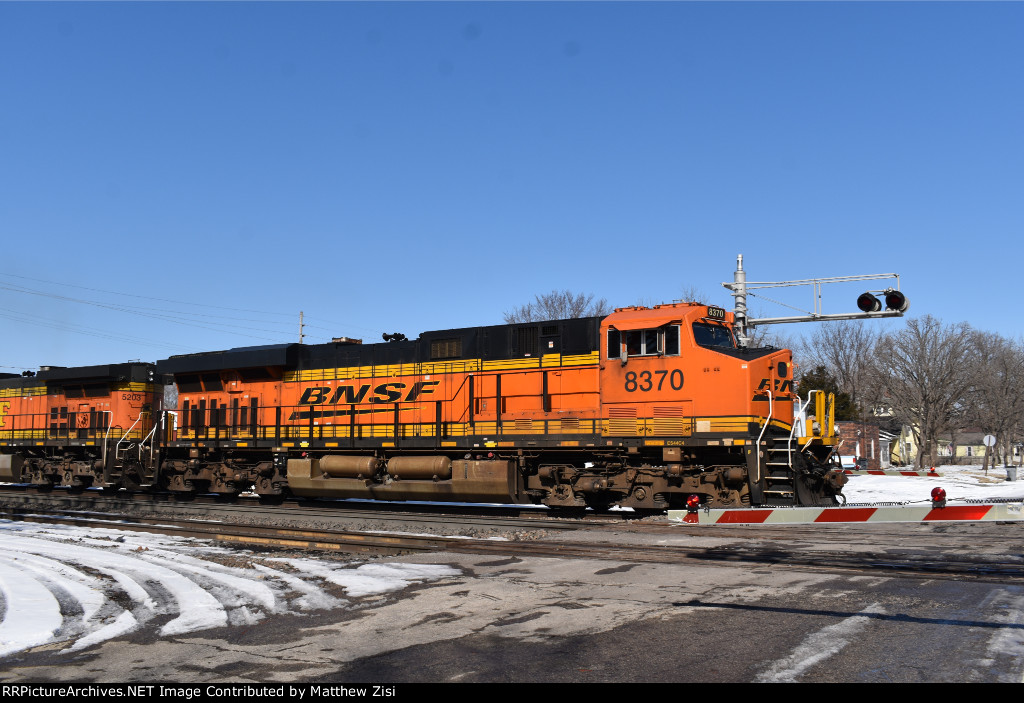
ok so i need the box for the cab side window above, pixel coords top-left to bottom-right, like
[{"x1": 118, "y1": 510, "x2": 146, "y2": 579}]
[{"x1": 607, "y1": 326, "x2": 681, "y2": 358}]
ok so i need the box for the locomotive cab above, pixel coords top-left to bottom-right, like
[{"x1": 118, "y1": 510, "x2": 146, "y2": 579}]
[{"x1": 592, "y1": 303, "x2": 843, "y2": 508}]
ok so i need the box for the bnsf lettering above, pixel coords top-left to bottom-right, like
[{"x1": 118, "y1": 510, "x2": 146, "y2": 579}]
[
  {"x1": 405, "y1": 380, "x2": 439, "y2": 401},
  {"x1": 371, "y1": 383, "x2": 404, "y2": 403},
  {"x1": 756, "y1": 379, "x2": 795, "y2": 393},
  {"x1": 300, "y1": 381, "x2": 439, "y2": 406},
  {"x1": 330, "y1": 385, "x2": 369, "y2": 404},
  {"x1": 299, "y1": 387, "x2": 330, "y2": 404}
]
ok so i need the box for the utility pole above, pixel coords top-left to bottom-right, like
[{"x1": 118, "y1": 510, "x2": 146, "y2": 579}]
[{"x1": 299, "y1": 311, "x2": 305, "y2": 344}]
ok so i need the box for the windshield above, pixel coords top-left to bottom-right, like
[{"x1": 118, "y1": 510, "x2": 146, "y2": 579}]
[{"x1": 692, "y1": 322, "x2": 736, "y2": 348}]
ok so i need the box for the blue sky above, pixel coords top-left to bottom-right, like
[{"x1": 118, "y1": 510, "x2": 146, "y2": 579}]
[{"x1": 1, "y1": 2, "x2": 1022, "y2": 369}]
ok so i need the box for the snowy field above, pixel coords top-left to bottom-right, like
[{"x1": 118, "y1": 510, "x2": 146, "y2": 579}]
[
  {"x1": 843, "y1": 463, "x2": 1024, "y2": 505},
  {"x1": 1, "y1": 464, "x2": 1021, "y2": 660}
]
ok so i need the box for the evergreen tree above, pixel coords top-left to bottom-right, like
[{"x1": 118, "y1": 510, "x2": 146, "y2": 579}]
[{"x1": 797, "y1": 366, "x2": 858, "y2": 421}]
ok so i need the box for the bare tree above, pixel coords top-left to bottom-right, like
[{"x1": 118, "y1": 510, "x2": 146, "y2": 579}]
[
  {"x1": 679, "y1": 285, "x2": 710, "y2": 305},
  {"x1": 802, "y1": 321, "x2": 880, "y2": 417},
  {"x1": 966, "y1": 332, "x2": 1024, "y2": 469},
  {"x1": 503, "y1": 290, "x2": 611, "y2": 324},
  {"x1": 800, "y1": 321, "x2": 882, "y2": 462},
  {"x1": 873, "y1": 316, "x2": 978, "y2": 469},
  {"x1": 747, "y1": 324, "x2": 800, "y2": 353}
]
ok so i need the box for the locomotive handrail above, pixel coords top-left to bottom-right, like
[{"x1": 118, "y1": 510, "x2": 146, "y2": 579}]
[
  {"x1": 790, "y1": 390, "x2": 823, "y2": 459},
  {"x1": 449, "y1": 374, "x2": 474, "y2": 425},
  {"x1": 116, "y1": 413, "x2": 144, "y2": 460},
  {"x1": 797, "y1": 389, "x2": 828, "y2": 453},
  {"x1": 754, "y1": 389, "x2": 773, "y2": 483},
  {"x1": 788, "y1": 394, "x2": 805, "y2": 460},
  {"x1": 142, "y1": 411, "x2": 163, "y2": 466},
  {"x1": 100, "y1": 411, "x2": 113, "y2": 467}
]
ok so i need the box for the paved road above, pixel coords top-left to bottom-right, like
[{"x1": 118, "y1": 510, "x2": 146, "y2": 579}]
[{"x1": 2, "y1": 521, "x2": 1022, "y2": 683}]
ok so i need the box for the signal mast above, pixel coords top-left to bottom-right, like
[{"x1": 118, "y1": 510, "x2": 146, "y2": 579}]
[{"x1": 724, "y1": 254, "x2": 909, "y2": 347}]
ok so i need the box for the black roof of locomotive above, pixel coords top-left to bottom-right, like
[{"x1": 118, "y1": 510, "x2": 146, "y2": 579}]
[
  {"x1": 0, "y1": 362, "x2": 154, "y2": 391},
  {"x1": 156, "y1": 316, "x2": 603, "y2": 376},
  {"x1": 156, "y1": 344, "x2": 298, "y2": 375}
]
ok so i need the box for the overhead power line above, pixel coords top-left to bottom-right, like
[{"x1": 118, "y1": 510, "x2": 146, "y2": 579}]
[
  {"x1": 0, "y1": 272, "x2": 296, "y2": 318},
  {"x1": 0, "y1": 273, "x2": 388, "y2": 340},
  {"x1": 0, "y1": 308, "x2": 197, "y2": 353}
]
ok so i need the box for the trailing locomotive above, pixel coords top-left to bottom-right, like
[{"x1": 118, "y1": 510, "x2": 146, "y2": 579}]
[
  {"x1": 0, "y1": 363, "x2": 163, "y2": 490},
  {"x1": 0, "y1": 303, "x2": 847, "y2": 510}
]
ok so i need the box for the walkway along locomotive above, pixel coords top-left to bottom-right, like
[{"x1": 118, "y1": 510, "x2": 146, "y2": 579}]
[{"x1": 0, "y1": 302, "x2": 846, "y2": 509}]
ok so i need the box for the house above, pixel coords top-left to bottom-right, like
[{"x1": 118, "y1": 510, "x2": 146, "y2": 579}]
[
  {"x1": 888, "y1": 426, "x2": 1020, "y2": 466},
  {"x1": 835, "y1": 421, "x2": 883, "y2": 470}
]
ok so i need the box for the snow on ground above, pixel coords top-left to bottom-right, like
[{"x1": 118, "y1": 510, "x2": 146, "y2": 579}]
[
  {"x1": 0, "y1": 522, "x2": 459, "y2": 658},
  {"x1": 843, "y1": 463, "x2": 1024, "y2": 506}
]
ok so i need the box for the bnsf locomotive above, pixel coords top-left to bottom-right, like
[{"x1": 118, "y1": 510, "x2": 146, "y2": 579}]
[{"x1": 0, "y1": 303, "x2": 846, "y2": 510}]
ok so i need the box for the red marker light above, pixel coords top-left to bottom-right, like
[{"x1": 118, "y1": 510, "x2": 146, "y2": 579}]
[
  {"x1": 931, "y1": 486, "x2": 947, "y2": 508},
  {"x1": 686, "y1": 494, "x2": 701, "y2": 512}
]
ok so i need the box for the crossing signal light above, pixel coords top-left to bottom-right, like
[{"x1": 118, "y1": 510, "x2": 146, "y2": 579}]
[
  {"x1": 884, "y1": 289, "x2": 909, "y2": 312},
  {"x1": 857, "y1": 290, "x2": 909, "y2": 313},
  {"x1": 857, "y1": 293, "x2": 881, "y2": 313}
]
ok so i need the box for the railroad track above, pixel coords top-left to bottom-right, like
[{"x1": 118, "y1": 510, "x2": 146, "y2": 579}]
[
  {"x1": 0, "y1": 484, "x2": 633, "y2": 531},
  {"x1": 445, "y1": 539, "x2": 1024, "y2": 585},
  {"x1": 0, "y1": 485, "x2": 617, "y2": 555},
  {"x1": 0, "y1": 506, "x2": 457, "y2": 555},
  {"x1": 4, "y1": 502, "x2": 1022, "y2": 586}
]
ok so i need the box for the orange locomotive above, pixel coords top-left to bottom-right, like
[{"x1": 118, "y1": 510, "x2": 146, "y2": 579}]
[
  {"x1": 0, "y1": 363, "x2": 163, "y2": 490},
  {"x1": 152, "y1": 302, "x2": 846, "y2": 509}
]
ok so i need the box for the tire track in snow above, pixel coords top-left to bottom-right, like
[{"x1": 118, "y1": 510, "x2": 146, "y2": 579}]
[
  {"x1": 2, "y1": 531, "x2": 227, "y2": 637},
  {"x1": 0, "y1": 561, "x2": 63, "y2": 657},
  {"x1": 0, "y1": 551, "x2": 115, "y2": 650},
  {"x1": 0, "y1": 522, "x2": 459, "y2": 657}
]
